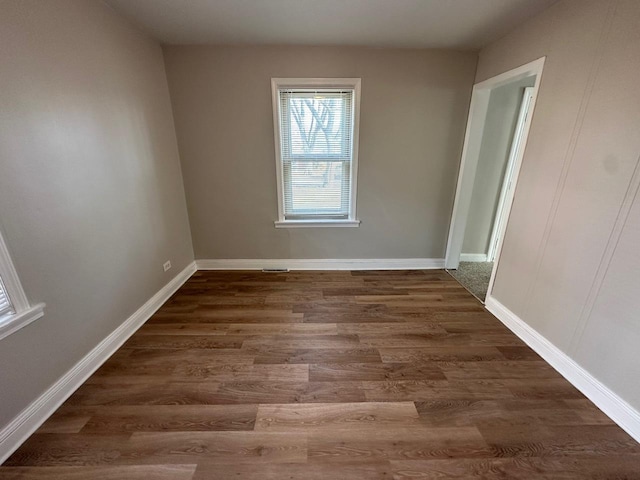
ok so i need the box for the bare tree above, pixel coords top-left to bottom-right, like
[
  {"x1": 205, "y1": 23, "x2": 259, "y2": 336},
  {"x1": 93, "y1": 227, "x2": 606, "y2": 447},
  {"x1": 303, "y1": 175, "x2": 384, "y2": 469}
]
[{"x1": 290, "y1": 98, "x2": 340, "y2": 185}]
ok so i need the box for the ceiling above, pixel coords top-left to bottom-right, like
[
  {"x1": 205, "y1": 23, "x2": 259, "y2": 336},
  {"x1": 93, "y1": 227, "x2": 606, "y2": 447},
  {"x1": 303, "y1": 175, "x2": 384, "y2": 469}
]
[{"x1": 105, "y1": 0, "x2": 557, "y2": 50}]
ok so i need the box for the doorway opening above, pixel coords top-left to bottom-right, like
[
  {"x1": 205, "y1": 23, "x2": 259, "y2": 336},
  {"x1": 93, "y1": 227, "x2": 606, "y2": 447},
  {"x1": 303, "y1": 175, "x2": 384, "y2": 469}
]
[{"x1": 445, "y1": 58, "x2": 545, "y2": 302}]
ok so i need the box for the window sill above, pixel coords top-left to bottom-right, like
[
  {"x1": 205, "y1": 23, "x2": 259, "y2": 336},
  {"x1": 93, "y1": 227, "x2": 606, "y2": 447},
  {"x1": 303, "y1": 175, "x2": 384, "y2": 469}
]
[
  {"x1": 275, "y1": 219, "x2": 361, "y2": 228},
  {"x1": 0, "y1": 302, "x2": 46, "y2": 341}
]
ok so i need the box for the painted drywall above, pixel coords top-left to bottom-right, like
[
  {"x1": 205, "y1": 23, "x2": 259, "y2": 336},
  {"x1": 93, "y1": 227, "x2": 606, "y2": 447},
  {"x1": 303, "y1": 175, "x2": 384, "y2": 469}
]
[
  {"x1": 163, "y1": 45, "x2": 477, "y2": 259},
  {"x1": 0, "y1": 0, "x2": 193, "y2": 426},
  {"x1": 479, "y1": 0, "x2": 640, "y2": 409},
  {"x1": 462, "y1": 75, "x2": 535, "y2": 255}
]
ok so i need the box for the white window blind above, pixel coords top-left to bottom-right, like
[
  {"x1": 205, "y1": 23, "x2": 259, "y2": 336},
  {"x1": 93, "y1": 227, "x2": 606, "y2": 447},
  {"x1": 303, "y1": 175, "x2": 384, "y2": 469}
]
[
  {"x1": 0, "y1": 276, "x2": 13, "y2": 317},
  {"x1": 278, "y1": 89, "x2": 354, "y2": 219}
]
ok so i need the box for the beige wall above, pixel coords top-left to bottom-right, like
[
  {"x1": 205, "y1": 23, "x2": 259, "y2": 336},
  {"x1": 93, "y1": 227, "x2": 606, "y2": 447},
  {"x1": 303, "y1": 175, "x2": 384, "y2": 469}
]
[
  {"x1": 0, "y1": 0, "x2": 193, "y2": 426},
  {"x1": 479, "y1": 0, "x2": 640, "y2": 409},
  {"x1": 462, "y1": 75, "x2": 535, "y2": 255},
  {"x1": 164, "y1": 46, "x2": 477, "y2": 260}
]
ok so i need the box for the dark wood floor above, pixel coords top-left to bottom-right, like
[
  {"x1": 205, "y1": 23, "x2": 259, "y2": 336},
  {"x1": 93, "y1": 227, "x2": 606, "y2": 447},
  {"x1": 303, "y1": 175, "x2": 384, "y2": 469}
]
[{"x1": 2, "y1": 270, "x2": 639, "y2": 479}]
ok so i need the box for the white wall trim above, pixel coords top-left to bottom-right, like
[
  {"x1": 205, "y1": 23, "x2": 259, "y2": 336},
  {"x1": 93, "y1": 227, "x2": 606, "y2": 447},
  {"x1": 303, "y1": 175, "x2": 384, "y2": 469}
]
[
  {"x1": 271, "y1": 77, "x2": 361, "y2": 223},
  {"x1": 0, "y1": 261, "x2": 196, "y2": 464},
  {"x1": 274, "y1": 219, "x2": 361, "y2": 228},
  {"x1": 0, "y1": 303, "x2": 45, "y2": 342},
  {"x1": 459, "y1": 253, "x2": 488, "y2": 263},
  {"x1": 196, "y1": 258, "x2": 444, "y2": 271},
  {"x1": 485, "y1": 295, "x2": 640, "y2": 443},
  {"x1": 445, "y1": 57, "x2": 545, "y2": 272}
]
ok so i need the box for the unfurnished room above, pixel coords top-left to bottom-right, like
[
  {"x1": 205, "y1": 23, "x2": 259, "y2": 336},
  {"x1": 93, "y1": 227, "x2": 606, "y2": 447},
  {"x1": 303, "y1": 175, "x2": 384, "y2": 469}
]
[{"x1": 1, "y1": 0, "x2": 639, "y2": 478}]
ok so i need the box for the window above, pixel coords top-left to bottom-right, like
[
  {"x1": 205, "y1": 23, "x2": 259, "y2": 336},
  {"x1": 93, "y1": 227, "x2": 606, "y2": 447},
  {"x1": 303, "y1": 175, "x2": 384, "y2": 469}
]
[
  {"x1": 272, "y1": 78, "x2": 361, "y2": 227},
  {"x1": 0, "y1": 229, "x2": 45, "y2": 340},
  {"x1": 0, "y1": 276, "x2": 12, "y2": 317}
]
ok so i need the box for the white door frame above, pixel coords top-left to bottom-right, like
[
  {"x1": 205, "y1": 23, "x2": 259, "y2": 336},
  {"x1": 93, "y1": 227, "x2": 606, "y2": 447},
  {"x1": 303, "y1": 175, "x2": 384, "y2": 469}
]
[
  {"x1": 487, "y1": 86, "x2": 535, "y2": 262},
  {"x1": 444, "y1": 57, "x2": 545, "y2": 294}
]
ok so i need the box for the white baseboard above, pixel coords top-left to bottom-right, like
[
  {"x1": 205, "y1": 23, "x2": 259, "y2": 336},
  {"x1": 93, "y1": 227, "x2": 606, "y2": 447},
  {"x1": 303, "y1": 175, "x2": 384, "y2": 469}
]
[
  {"x1": 485, "y1": 295, "x2": 640, "y2": 443},
  {"x1": 195, "y1": 258, "x2": 445, "y2": 271},
  {"x1": 460, "y1": 253, "x2": 488, "y2": 262},
  {"x1": 0, "y1": 261, "x2": 197, "y2": 464}
]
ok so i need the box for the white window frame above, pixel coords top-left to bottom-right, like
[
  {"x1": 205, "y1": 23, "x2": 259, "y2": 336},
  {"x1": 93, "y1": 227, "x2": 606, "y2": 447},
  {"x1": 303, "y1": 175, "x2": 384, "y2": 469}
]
[
  {"x1": 0, "y1": 228, "x2": 45, "y2": 341},
  {"x1": 271, "y1": 78, "x2": 362, "y2": 228}
]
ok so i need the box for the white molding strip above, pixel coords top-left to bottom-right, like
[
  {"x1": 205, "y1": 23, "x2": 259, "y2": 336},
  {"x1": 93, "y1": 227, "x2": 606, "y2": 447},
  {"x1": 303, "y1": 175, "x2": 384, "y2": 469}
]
[
  {"x1": 459, "y1": 253, "x2": 488, "y2": 263},
  {"x1": 274, "y1": 220, "x2": 361, "y2": 228},
  {"x1": 0, "y1": 303, "x2": 45, "y2": 342},
  {"x1": 0, "y1": 261, "x2": 197, "y2": 464},
  {"x1": 196, "y1": 258, "x2": 445, "y2": 271},
  {"x1": 486, "y1": 295, "x2": 640, "y2": 442}
]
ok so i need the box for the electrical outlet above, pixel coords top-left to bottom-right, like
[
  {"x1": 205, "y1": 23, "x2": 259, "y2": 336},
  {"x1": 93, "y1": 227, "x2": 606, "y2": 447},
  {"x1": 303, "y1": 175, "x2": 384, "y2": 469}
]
[{"x1": 163, "y1": 261, "x2": 171, "y2": 272}]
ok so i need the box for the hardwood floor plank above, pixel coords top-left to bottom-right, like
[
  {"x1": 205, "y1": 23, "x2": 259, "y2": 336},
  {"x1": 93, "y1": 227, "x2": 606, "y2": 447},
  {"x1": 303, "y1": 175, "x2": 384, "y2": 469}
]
[
  {"x1": 226, "y1": 323, "x2": 338, "y2": 335},
  {"x1": 477, "y1": 423, "x2": 640, "y2": 457},
  {"x1": 252, "y1": 347, "x2": 382, "y2": 364},
  {"x1": 295, "y1": 302, "x2": 389, "y2": 315},
  {"x1": 255, "y1": 402, "x2": 420, "y2": 431},
  {"x1": 302, "y1": 312, "x2": 413, "y2": 323},
  {"x1": 390, "y1": 457, "x2": 640, "y2": 480},
  {"x1": 124, "y1": 431, "x2": 307, "y2": 464},
  {"x1": 192, "y1": 309, "x2": 302, "y2": 320},
  {"x1": 172, "y1": 363, "x2": 309, "y2": 381},
  {"x1": 148, "y1": 310, "x2": 304, "y2": 324},
  {"x1": 307, "y1": 427, "x2": 490, "y2": 462},
  {"x1": 209, "y1": 381, "x2": 366, "y2": 404},
  {"x1": 322, "y1": 287, "x2": 410, "y2": 296},
  {"x1": 564, "y1": 399, "x2": 617, "y2": 425},
  {"x1": 4, "y1": 434, "x2": 133, "y2": 466},
  {"x1": 336, "y1": 322, "x2": 447, "y2": 335},
  {"x1": 36, "y1": 414, "x2": 91, "y2": 434},
  {"x1": 359, "y1": 333, "x2": 524, "y2": 348},
  {"x1": 89, "y1": 349, "x2": 256, "y2": 378},
  {"x1": 378, "y1": 346, "x2": 507, "y2": 363},
  {"x1": 241, "y1": 334, "x2": 360, "y2": 349},
  {"x1": 309, "y1": 362, "x2": 446, "y2": 382},
  {"x1": 362, "y1": 379, "x2": 514, "y2": 402},
  {"x1": 192, "y1": 462, "x2": 393, "y2": 480},
  {"x1": 73, "y1": 405, "x2": 258, "y2": 432},
  {"x1": 6, "y1": 432, "x2": 306, "y2": 466},
  {"x1": 414, "y1": 399, "x2": 585, "y2": 427},
  {"x1": 0, "y1": 465, "x2": 197, "y2": 480},
  {"x1": 66, "y1": 382, "x2": 222, "y2": 406},
  {"x1": 169, "y1": 296, "x2": 265, "y2": 306},
  {"x1": 136, "y1": 324, "x2": 230, "y2": 335},
  {"x1": 438, "y1": 320, "x2": 511, "y2": 333},
  {"x1": 503, "y1": 378, "x2": 586, "y2": 399},
  {"x1": 436, "y1": 360, "x2": 560, "y2": 380},
  {"x1": 122, "y1": 335, "x2": 247, "y2": 350}
]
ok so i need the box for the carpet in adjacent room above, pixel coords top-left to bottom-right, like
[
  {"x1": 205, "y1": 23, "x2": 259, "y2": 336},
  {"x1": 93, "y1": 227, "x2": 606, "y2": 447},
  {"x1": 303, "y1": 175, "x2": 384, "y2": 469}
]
[{"x1": 448, "y1": 261, "x2": 494, "y2": 302}]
